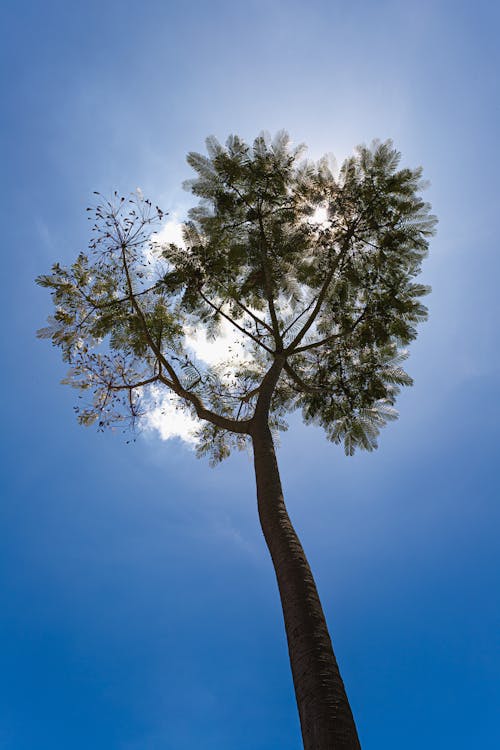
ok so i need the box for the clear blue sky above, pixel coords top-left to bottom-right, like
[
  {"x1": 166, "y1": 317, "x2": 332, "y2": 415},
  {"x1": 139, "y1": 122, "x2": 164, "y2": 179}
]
[{"x1": 1, "y1": 1, "x2": 499, "y2": 748}]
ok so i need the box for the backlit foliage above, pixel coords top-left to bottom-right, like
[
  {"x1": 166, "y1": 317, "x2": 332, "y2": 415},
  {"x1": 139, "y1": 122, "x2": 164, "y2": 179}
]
[{"x1": 37, "y1": 131, "x2": 436, "y2": 459}]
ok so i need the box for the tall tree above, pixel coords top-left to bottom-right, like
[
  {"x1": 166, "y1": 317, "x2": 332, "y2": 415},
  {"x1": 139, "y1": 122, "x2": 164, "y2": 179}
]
[{"x1": 37, "y1": 131, "x2": 436, "y2": 749}]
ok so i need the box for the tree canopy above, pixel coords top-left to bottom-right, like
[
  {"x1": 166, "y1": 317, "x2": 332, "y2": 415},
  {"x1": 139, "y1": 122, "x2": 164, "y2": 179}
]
[{"x1": 37, "y1": 131, "x2": 436, "y2": 461}]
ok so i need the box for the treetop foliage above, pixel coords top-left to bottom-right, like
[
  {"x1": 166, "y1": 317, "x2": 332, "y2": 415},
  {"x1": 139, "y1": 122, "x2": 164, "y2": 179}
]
[{"x1": 37, "y1": 131, "x2": 436, "y2": 461}]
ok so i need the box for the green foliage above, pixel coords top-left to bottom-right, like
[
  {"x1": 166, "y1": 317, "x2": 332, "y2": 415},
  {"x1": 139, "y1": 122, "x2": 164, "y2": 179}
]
[{"x1": 37, "y1": 133, "x2": 436, "y2": 457}]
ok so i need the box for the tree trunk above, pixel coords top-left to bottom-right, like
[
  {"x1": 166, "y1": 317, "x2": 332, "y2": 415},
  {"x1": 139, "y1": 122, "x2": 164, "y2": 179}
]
[{"x1": 252, "y1": 423, "x2": 361, "y2": 750}]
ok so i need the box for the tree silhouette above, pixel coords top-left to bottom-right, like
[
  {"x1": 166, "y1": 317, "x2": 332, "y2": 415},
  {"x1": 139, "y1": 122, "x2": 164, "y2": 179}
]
[{"x1": 37, "y1": 131, "x2": 436, "y2": 749}]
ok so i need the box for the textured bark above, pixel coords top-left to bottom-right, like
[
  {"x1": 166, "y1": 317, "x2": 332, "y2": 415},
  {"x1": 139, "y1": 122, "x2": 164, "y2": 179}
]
[{"x1": 252, "y1": 423, "x2": 361, "y2": 750}]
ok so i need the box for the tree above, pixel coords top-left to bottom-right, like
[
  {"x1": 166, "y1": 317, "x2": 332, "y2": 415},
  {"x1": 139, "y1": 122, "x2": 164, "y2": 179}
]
[{"x1": 37, "y1": 131, "x2": 436, "y2": 749}]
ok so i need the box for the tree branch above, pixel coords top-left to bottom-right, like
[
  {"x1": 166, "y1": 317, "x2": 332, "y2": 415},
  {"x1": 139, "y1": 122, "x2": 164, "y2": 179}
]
[
  {"x1": 120, "y1": 242, "x2": 180, "y2": 389},
  {"x1": 253, "y1": 356, "x2": 286, "y2": 422},
  {"x1": 219, "y1": 175, "x2": 279, "y2": 342},
  {"x1": 257, "y1": 208, "x2": 283, "y2": 350},
  {"x1": 198, "y1": 289, "x2": 274, "y2": 354},
  {"x1": 289, "y1": 304, "x2": 370, "y2": 355},
  {"x1": 119, "y1": 240, "x2": 254, "y2": 434},
  {"x1": 283, "y1": 362, "x2": 327, "y2": 394},
  {"x1": 284, "y1": 229, "x2": 354, "y2": 353},
  {"x1": 108, "y1": 375, "x2": 161, "y2": 391},
  {"x1": 158, "y1": 374, "x2": 252, "y2": 434},
  {"x1": 282, "y1": 296, "x2": 317, "y2": 338},
  {"x1": 99, "y1": 284, "x2": 160, "y2": 309},
  {"x1": 225, "y1": 294, "x2": 274, "y2": 335}
]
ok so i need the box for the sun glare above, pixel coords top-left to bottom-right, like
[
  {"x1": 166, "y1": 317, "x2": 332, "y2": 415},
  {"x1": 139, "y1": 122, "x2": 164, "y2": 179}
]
[{"x1": 309, "y1": 206, "x2": 329, "y2": 225}]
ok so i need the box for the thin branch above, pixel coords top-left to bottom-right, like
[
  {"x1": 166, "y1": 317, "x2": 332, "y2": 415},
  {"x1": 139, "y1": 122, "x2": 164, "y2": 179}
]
[
  {"x1": 74, "y1": 284, "x2": 161, "y2": 335},
  {"x1": 240, "y1": 384, "x2": 261, "y2": 402},
  {"x1": 226, "y1": 294, "x2": 274, "y2": 334},
  {"x1": 283, "y1": 362, "x2": 327, "y2": 394},
  {"x1": 257, "y1": 209, "x2": 283, "y2": 349},
  {"x1": 198, "y1": 289, "x2": 274, "y2": 354},
  {"x1": 290, "y1": 332, "x2": 342, "y2": 355},
  {"x1": 290, "y1": 304, "x2": 370, "y2": 355},
  {"x1": 99, "y1": 283, "x2": 161, "y2": 309},
  {"x1": 118, "y1": 238, "x2": 253, "y2": 434},
  {"x1": 282, "y1": 296, "x2": 317, "y2": 337},
  {"x1": 108, "y1": 375, "x2": 161, "y2": 391},
  {"x1": 120, "y1": 241, "x2": 179, "y2": 389},
  {"x1": 284, "y1": 230, "x2": 354, "y2": 353},
  {"x1": 219, "y1": 176, "x2": 279, "y2": 342}
]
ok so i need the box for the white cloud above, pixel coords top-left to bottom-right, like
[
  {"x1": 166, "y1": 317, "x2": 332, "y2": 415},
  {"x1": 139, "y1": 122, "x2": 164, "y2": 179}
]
[
  {"x1": 144, "y1": 389, "x2": 199, "y2": 446},
  {"x1": 145, "y1": 214, "x2": 186, "y2": 268},
  {"x1": 185, "y1": 318, "x2": 252, "y2": 369},
  {"x1": 150, "y1": 217, "x2": 186, "y2": 248}
]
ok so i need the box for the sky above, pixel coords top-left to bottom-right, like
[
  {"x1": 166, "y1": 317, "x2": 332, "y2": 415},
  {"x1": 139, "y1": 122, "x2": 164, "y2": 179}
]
[{"x1": 1, "y1": 1, "x2": 499, "y2": 748}]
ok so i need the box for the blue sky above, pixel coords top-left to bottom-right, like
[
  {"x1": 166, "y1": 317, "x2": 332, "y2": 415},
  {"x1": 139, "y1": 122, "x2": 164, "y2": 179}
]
[{"x1": 1, "y1": 1, "x2": 499, "y2": 748}]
